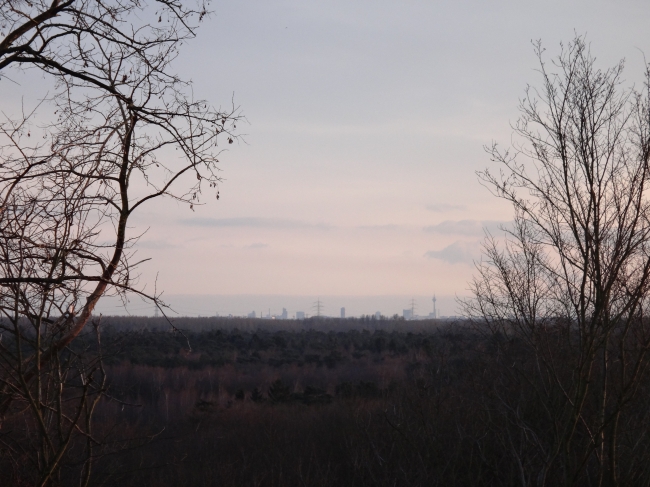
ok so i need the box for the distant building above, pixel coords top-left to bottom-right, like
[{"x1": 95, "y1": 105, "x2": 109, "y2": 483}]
[
  {"x1": 248, "y1": 311, "x2": 256, "y2": 318},
  {"x1": 296, "y1": 311, "x2": 305, "y2": 320},
  {"x1": 340, "y1": 307, "x2": 346, "y2": 319},
  {"x1": 403, "y1": 309, "x2": 413, "y2": 320},
  {"x1": 281, "y1": 308, "x2": 288, "y2": 320},
  {"x1": 375, "y1": 311, "x2": 381, "y2": 319}
]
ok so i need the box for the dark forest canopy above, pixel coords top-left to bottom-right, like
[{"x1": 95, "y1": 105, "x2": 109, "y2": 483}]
[{"x1": 97, "y1": 314, "x2": 456, "y2": 332}]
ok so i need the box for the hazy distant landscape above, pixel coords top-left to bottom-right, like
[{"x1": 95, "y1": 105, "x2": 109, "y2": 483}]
[
  {"x1": 3, "y1": 0, "x2": 650, "y2": 486},
  {"x1": 94, "y1": 294, "x2": 461, "y2": 320}
]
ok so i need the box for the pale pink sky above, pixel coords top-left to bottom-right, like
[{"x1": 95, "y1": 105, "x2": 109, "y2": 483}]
[{"x1": 3, "y1": 0, "x2": 649, "y2": 316}]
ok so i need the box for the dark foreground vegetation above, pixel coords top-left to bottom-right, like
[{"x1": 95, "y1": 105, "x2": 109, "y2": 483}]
[
  {"x1": 3, "y1": 17, "x2": 650, "y2": 484},
  {"x1": 4, "y1": 316, "x2": 650, "y2": 486}
]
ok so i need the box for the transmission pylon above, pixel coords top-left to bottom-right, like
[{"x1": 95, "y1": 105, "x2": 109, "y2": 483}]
[{"x1": 312, "y1": 298, "x2": 324, "y2": 318}]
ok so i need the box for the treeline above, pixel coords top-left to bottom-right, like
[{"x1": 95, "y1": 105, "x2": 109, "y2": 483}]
[
  {"x1": 97, "y1": 322, "x2": 444, "y2": 369},
  {"x1": 4, "y1": 321, "x2": 650, "y2": 486},
  {"x1": 84, "y1": 323, "x2": 487, "y2": 486},
  {"x1": 96, "y1": 315, "x2": 450, "y2": 333}
]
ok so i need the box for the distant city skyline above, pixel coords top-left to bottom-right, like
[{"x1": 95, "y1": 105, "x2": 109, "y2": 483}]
[{"x1": 94, "y1": 294, "x2": 460, "y2": 319}]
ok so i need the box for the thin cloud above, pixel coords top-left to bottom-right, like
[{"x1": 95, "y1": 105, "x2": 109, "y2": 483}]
[
  {"x1": 137, "y1": 239, "x2": 179, "y2": 249},
  {"x1": 356, "y1": 224, "x2": 406, "y2": 231},
  {"x1": 246, "y1": 242, "x2": 269, "y2": 249},
  {"x1": 424, "y1": 241, "x2": 479, "y2": 264},
  {"x1": 423, "y1": 220, "x2": 507, "y2": 236},
  {"x1": 180, "y1": 217, "x2": 330, "y2": 230},
  {"x1": 426, "y1": 203, "x2": 466, "y2": 212}
]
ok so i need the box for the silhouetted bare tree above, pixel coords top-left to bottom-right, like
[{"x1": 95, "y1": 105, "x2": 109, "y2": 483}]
[
  {"x1": 0, "y1": 1, "x2": 240, "y2": 483},
  {"x1": 463, "y1": 37, "x2": 650, "y2": 486}
]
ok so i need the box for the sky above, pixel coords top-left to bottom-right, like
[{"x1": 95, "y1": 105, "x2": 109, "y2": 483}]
[{"x1": 4, "y1": 0, "x2": 650, "y2": 317}]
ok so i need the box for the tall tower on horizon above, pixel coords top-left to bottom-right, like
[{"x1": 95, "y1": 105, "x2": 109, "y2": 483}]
[
  {"x1": 432, "y1": 295, "x2": 437, "y2": 319},
  {"x1": 313, "y1": 298, "x2": 323, "y2": 317}
]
